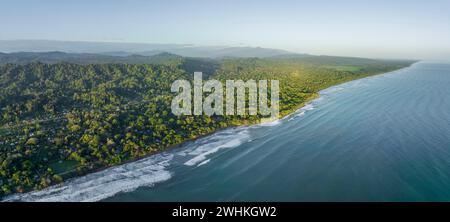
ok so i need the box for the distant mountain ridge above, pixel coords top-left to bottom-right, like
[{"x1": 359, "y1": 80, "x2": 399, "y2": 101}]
[{"x1": 0, "y1": 40, "x2": 302, "y2": 58}]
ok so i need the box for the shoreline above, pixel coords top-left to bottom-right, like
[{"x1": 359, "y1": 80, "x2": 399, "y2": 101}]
[
  {"x1": 1, "y1": 62, "x2": 417, "y2": 200},
  {"x1": 85, "y1": 62, "x2": 418, "y2": 169}
]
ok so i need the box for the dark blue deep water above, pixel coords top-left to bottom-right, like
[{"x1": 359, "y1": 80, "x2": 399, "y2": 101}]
[{"x1": 7, "y1": 61, "x2": 450, "y2": 201}]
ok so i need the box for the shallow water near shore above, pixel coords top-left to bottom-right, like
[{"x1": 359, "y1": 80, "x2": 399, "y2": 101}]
[{"x1": 5, "y1": 61, "x2": 450, "y2": 201}]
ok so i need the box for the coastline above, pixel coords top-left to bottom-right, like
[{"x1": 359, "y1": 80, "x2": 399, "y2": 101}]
[
  {"x1": 1, "y1": 62, "x2": 417, "y2": 201},
  {"x1": 91, "y1": 62, "x2": 419, "y2": 167}
]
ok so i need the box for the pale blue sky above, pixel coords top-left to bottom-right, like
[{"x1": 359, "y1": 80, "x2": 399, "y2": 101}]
[{"x1": 1, "y1": 0, "x2": 450, "y2": 59}]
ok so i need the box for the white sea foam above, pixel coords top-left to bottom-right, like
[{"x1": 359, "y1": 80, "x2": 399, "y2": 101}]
[
  {"x1": 3, "y1": 153, "x2": 173, "y2": 202},
  {"x1": 257, "y1": 119, "x2": 281, "y2": 126},
  {"x1": 2, "y1": 126, "x2": 252, "y2": 201},
  {"x1": 183, "y1": 129, "x2": 250, "y2": 166},
  {"x1": 296, "y1": 111, "x2": 306, "y2": 117},
  {"x1": 323, "y1": 86, "x2": 345, "y2": 93},
  {"x1": 302, "y1": 104, "x2": 315, "y2": 111},
  {"x1": 197, "y1": 159, "x2": 210, "y2": 167},
  {"x1": 284, "y1": 101, "x2": 318, "y2": 121}
]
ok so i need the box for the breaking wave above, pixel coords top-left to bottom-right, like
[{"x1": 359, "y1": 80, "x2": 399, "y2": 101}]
[
  {"x1": 3, "y1": 153, "x2": 173, "y2": 202},
  {"x1": 197, "y1": 159, "x2": 210, "y2": 167},
  {"x1": 181, "y1": 128, "x2": 250, "y2": 166},
  {"x1": 2, "y1": 126, "x2": 253, "y2": 201}
]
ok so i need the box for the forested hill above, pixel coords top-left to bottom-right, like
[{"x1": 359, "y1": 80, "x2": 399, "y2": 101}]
[
  {"x1": 0, "y1": 51, "x2": 184, "y2": 65},
  {"x1": 0, "y1": 54, "x2": 415, "y2": 197}
]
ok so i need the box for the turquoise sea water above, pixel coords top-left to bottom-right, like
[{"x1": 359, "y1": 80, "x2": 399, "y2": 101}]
[{"x1": 6, "y1": 61, "x2": 450, "y2": 201}]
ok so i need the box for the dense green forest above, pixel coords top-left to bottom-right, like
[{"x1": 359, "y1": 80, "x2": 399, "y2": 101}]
[{"x1": 0, "y1": 53, "x2": 414, "y2": 197}]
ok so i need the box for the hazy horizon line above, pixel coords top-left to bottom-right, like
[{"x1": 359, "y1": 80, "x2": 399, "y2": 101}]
[{"x1": 0, "y1": 38, "x2": 427, "y2": 61}]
